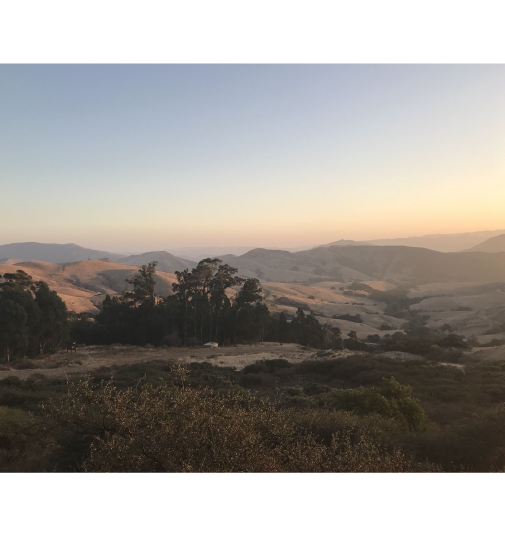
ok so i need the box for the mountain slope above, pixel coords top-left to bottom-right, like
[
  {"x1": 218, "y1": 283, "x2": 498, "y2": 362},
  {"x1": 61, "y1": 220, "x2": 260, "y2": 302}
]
[
  {"x1": 319, "y1": 239, "x2": 371, "y2": 247},
  {"x1": 0, "y1": 257, "x2": 24, "y2": 265},
  {"x1": 0, "y1": 242, "x2": 123, "y2": 263},
  {"x1": 223, "y1": 245, "x2": 505, "y2": 284},
  {"x1": 0, "y1": 259, "x2": 178, "y2": 313},
  {"x1": 118, "y1": 251, "x2": 196, "y2": 272},
  {"x1": 365, "y1": 230, "x2": 505, "y2": 252},
  {"x1": 467, "y1": 234, "x2": 505, "y2": 253},
  {"x1": 222, "y1": 247, "x2": 372, "y2": 283},
  {"x1": 168, "y1": 246, "x2": 260, "y2": 261},
  {"x1": 323, "y1": 246, "x2": 505, "y2": 283}
]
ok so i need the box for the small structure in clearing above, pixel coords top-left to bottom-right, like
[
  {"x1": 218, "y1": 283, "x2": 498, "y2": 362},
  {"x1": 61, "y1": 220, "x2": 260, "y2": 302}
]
[{"x1": 203, "y1": 342, "x2": 219, "y2": 348}]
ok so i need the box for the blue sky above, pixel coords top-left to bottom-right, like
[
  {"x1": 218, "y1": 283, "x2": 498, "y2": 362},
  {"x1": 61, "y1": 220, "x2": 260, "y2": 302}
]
[{"x1": 1, "y1": 64, "x2": 504, "y2": 251}]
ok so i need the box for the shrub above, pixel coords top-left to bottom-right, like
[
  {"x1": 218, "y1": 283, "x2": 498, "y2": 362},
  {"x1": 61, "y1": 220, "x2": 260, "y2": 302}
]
[
  {"x1": 331, "y1": 378, "x2": 429, "y2": 432},
  {"x1": 332, "y1": 314, "x2": 363, "y2": 323},
  {"x1": 427, "y1": 347, "x2": 464, "y2": 363},
  {"x1": 347, "y1": 282, "x2": 374, "y2": 292},
  {"x1": 11, "y1": 359, "x2": 37, "y2": 370},
  {"x1": 46, "y1": 371, "x2": 435, "y2": 472},
  {"x1": 161, "y1": 331, "x2": 182, "y2": 347},
  {"x1": 243, "y1": 359, "x2": 291, "y2": 374},
  {"x1": 274, "y1": 297, "x2": 310, "y2": 310},
  {"x1": 482, "y1": 338, "x2": 505, "y2": 348},
  {"x1": 0, "y1": 407, "x2": 58, "y2": 472},
  {"x1": 28, "y1": 373, "x2": 48, "y2": 381}
]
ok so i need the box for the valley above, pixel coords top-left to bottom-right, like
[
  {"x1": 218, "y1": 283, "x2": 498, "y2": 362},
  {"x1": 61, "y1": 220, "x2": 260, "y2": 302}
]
[{"x1": 2, "y1": 241, "x2": 505, "y2": 344}]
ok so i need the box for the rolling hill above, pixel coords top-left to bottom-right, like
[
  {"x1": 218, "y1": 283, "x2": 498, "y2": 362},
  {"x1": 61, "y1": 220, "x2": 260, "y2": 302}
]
[
  {"x1": 323, "y1": 246, "x2": 505, "y2": 283},
  {"x1": 0, "y1": 259, "x2": 178, "y2": 313},
  {"x1": 118, "y1": 251, "x2": 196, "y2": 272},
  {"x1": 0, "y1": 242, "x2": 123, "y2": 263},
  {"x1": 466, "y1": 234, "x2": 505, "y2": 253},
  {"x1": 319, "y1": 239, "x2": 371, "y2": 247},
  {"x1": 0, "y1": 243, "x2": 197, "y2": 273},
  {"x1": 0, "y1": 257, "x2": 24, "y2": 265},
  {"x1": 222, "y1": 245, "x2": 505, "y2": 285},
  {"x1": 364, "y1": 229, "x2": 505, "y2": 252}
]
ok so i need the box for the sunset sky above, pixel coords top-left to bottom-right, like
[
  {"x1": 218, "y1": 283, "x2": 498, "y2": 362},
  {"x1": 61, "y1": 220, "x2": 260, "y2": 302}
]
[{"x1": 1, "y1": 64, "x2": 504, "y2": 252}]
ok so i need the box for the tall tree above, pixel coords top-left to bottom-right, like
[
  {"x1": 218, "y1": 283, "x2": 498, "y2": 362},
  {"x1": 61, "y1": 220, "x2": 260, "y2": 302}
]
[
  {"x1": 33, "y1": 281, "x2": 69, "y2": 354},
  {"x1": 192, "y1": 259, "x2": 221, "y2": 344},
  {"x1": 233, "y1": 278, "x2": 265, "y2": 342},
  {"x1": 125, "y1": 261, "x2": 158, "y2": 305},
  {"x1": 0, "y1": 300, "x2": 29, "y2": 361},
  {"x1": 0, "y1": 270, "x2": 41, "y2": 358},
  {"x1": 234, "y1": 278, "x2": 263, "y2": 309},
  {"x1": 209, "y1": 263, "x2": 242, "y2": 342},
  {"x1": 172, "y1": 269, "x2": 194, "y2": 345},
  {"x1": 278, "y1": 312, "x2": 289, "y2": 343}
]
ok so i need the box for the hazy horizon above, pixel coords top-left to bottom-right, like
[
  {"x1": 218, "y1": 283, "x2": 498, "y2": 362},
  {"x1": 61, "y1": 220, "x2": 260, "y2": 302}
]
[
  {"x1": 1, "y1": 226, "x2": 505, "y2": 257},
  {"x1": 1, "y1": 64, "x2": 504, "y2": 251}
]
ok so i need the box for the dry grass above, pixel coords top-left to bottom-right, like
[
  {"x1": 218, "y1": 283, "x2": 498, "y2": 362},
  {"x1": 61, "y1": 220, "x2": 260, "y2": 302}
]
[{"x1": 0, "y1": 259, "x2": 177, "y2": 314}]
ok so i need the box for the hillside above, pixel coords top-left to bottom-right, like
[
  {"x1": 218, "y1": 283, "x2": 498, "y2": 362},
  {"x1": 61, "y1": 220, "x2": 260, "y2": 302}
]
[
  {"x1": 324, "y1": 246, "x2": 505, "y2": 283},
  {"x1": 364, "y1": 229, "x2": 505, "y2": 252},
  {"x1": 168, "y1": 246, "x2": 260, "y2": 261},
  {"x1": 223, "y1": 245, "x2": 505, "y2": 285},
  {"x1": 0, "y1": 257, "x2": 24, "y2": 265},
  {"x1": 118, "y1": 251, "x2": 196, "y2": 272},
  {"x1": 466, "y1": 234, "x2": 505, "y2": 253},
  {"x1": 0, "y1": 242, "x2": 123, "y2": 263},
  {"x1": 221, "y1": 248, "x2": 371, "y2": 283},
  {"x1": 319, "y1": 239, "x2": 371, "y2": 247},
  {"x1": 0, "y1": 259, "x2": 177, "y2": 313}
]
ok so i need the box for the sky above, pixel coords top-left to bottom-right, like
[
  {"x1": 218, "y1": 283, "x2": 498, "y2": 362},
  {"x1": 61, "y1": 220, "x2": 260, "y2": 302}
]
[{"x1": 0, "y1": 64, "x2": 504, "y2": 252}]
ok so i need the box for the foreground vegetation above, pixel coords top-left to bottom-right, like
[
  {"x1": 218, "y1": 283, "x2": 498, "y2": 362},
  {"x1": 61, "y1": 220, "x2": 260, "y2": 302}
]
[{"x1": 3, "y1": 353, "x2": 505, "y2": 472}]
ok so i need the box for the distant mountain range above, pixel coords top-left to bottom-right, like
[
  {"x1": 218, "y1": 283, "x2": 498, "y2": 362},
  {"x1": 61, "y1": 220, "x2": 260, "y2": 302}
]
[
  {"x1": 466, "y1": 234, "x2": 505, "y2": 253},
  {"x1": 0, "y1": 242, "x2": 124, "y2": 263},
  {"x1": 168, "y1": 231, "x2": 505, "y2": 258},
  {"x1": 168, "y1": 246, "x2": 262, "y2": 261},
  {"x1": 0, "y1": 243, "x2": 195, "y2": 272},
  {"x1": 3, "y1": 242, "x2": 505, "y2": 316},
  {"x1": 3, "y1": 236, "x2": 505, "y2": 286},
  {"x1": 321, "y1": 239, "x2": 372, "y2": 247},
  {"x1": 365, "y1": 230, "x2": 505, "y2": 252}
]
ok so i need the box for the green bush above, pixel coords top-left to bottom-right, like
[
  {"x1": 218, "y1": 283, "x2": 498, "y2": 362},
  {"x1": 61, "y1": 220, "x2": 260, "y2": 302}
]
[{"x1": 243, "y1": 359, "x2": 291, "y2": 374}]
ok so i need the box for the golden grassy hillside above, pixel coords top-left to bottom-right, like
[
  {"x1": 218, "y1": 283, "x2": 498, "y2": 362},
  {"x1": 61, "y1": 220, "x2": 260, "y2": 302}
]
[{"x1": 0, "y1": 260, "x2": 177, "y2": 314}]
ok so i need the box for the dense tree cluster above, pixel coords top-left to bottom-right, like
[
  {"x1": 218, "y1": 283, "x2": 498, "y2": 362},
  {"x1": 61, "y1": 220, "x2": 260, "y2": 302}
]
[
  {"x1": 0, "y1": 270, "x2": 69, "y2": 361},
  {"x1": 72, "y1": 260, "x2": 273, "y2": 346},
  {"x1": 73, "y1": 260, "x2": 347, "y2": 349}
]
